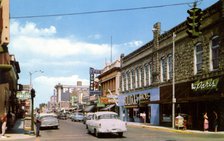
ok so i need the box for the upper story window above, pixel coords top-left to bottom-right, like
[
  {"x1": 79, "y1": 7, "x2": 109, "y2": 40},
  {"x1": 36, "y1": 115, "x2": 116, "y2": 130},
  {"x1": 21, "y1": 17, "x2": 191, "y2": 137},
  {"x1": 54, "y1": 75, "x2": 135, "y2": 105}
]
[
  {"x1": 210, "y1": 36, "x2": 220, "y2": 70},
  {"x1": 126, "y1": 71, "x2": 130, "y2": 91},
  {"x1": 139, "y1": 67, "x2": 144, "y2": 87},
  {"x1": 161, "y1": 57, "x2": 166, "y2": 82},
  {"x1": 194, "y1": 43, "x2": 203, "y2": 74},
  {"x1": 135, "y1": 68, "x2": 139, "y2": 88},
  {"x1": 131, "y1": 69, "x2": 135, "y2": 89},
  {"x1": 144, "y1": 64, "x2": 148, "y2": 86},
  {"x1": 121, "y1": 73, "x2": 125, "y2": 91},
  {"x1": 167, "y1": 54, "x2": 173, "y2": 80},
  {"x1": 148, "y1": 63, "x2": 152, "y2": 85}
]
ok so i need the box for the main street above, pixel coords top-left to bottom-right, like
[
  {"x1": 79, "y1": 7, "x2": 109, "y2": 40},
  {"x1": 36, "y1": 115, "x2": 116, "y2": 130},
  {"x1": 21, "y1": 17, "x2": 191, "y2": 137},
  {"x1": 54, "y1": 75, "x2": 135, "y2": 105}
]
[{"x1": 20, "y1": 119, "x2": 224, "y2": 141}]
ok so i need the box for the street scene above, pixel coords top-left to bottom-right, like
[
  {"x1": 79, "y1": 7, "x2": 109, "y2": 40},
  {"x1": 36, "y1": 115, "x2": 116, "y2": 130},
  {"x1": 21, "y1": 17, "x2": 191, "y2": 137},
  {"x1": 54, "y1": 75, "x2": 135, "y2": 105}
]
[{"x1": 1, "y1": 0, "x2": 224, "y2": 140}]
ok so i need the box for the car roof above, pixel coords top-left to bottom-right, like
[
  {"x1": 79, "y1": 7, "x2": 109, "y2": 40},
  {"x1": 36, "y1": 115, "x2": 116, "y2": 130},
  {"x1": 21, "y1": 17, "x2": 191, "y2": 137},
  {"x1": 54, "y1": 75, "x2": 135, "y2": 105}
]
[
  {"x1": 40, "y1": 113, "x2": 57, "y2": 117},
  {"x1": 94, "y1": 111, "x2": 117, "y2": 116}
]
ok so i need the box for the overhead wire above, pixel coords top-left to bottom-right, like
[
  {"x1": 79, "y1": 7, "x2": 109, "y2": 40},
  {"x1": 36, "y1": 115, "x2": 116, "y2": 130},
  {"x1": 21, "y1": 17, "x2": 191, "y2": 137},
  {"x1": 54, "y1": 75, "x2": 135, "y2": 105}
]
[{"x1": 10, "y1": 1, "x2": 196, "y2": 19}]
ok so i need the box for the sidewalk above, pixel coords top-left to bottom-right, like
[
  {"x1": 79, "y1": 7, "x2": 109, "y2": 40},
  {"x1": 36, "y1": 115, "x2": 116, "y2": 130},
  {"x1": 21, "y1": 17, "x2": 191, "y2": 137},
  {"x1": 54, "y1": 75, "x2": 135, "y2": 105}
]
[
  {"x1": 0, "y1": 118, "x2": 35, "y2": 140},
  {"x1": 127, "y1": 122, "x2": 224, "y2": 135}
]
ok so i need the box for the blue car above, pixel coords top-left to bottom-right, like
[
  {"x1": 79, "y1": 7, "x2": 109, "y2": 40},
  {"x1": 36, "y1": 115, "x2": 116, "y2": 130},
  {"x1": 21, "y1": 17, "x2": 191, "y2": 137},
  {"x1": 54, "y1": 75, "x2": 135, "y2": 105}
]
[{"x1": 71, "y1": 113, "x2": 84, "y2": 122}]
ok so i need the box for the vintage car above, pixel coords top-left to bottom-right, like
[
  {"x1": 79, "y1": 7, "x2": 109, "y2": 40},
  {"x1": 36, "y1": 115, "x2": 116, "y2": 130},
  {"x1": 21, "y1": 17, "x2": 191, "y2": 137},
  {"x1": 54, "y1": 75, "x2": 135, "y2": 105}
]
[
  {"x1": 71, "y1": 112, "x2": 84, "y2": 122},
  {"x1": 39, "y1": 113, "x2": 59, "y2": 129},
  {"x1": 86, "y1": 111, "x2": 127, "y2": 137}
]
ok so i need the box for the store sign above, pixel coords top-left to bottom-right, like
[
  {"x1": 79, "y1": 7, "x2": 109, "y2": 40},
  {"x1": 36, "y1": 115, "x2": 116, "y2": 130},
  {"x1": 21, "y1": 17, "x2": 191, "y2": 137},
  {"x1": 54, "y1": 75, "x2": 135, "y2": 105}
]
[
  {"x1": 191, "y1": 78, "x2": 219, "y2": 91},
  {"x1": 125, "y1": 93, "x2": 150, "y2": 105},
  {"x1": 16, "y1": 91, "x2": 30, "y2": 100}
]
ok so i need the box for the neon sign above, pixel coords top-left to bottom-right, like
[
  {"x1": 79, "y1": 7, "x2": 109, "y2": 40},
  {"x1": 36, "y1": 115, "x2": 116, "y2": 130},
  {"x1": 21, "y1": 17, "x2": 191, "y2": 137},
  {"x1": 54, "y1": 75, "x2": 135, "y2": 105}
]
[{"x1": 191, "y1": 78, "x2": 219, "y2": 91}]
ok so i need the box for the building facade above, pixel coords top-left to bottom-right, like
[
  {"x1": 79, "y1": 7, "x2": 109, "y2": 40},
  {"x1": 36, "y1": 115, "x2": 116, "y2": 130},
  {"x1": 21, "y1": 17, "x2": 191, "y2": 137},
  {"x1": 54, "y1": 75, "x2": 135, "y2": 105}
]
[
  {"x1": 97, "y1": 59, "x2": 121, "y2": 113},
  {"x1": 120, "y1": 0, "x2": 224, "y2": 131}
]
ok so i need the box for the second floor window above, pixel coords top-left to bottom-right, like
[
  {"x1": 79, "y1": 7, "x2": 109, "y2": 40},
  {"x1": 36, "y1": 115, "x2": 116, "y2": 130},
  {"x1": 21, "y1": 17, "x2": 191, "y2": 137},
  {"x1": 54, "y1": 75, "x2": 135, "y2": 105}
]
[
  {"x1": 195, "y1": 43, "x2": 203, "y2": 74},
  {"x1": 161, "y1": 57, "x2": 166, "y2": 82},
  {"x1": 210, "y1": 36, "x2": 220, "y2": 70},
  {"x1": 167, "y1": 54, "x2": 173, "y2": 80}
]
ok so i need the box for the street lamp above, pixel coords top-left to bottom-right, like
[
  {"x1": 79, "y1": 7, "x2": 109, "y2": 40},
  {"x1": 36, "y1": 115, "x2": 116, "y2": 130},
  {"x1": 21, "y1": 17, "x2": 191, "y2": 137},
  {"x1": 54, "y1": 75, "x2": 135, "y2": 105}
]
[{"x1": 29, "y1": 70, "x2": 44, "y2": 132}]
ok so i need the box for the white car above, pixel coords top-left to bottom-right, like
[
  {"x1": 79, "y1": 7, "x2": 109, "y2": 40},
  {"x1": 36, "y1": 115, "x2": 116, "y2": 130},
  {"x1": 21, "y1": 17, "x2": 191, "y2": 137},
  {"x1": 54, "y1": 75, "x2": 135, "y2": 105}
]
[
  {"x1": 39, "y1": 113, "x2": 59, "y2": 129},
  {"x1": 86, "y1": 111, "x2": 127, "y2": 137}
]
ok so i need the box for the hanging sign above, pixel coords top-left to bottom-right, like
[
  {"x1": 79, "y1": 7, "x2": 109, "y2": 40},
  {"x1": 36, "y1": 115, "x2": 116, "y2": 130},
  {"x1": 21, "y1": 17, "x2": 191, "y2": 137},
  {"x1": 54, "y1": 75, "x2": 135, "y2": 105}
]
[{"x1": 191, "y1": 78, "x2": 219, "y2": 91}]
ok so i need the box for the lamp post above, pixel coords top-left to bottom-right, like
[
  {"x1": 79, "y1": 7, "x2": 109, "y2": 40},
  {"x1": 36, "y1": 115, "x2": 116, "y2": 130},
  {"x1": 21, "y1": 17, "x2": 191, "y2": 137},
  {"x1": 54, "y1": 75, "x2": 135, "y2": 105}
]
[
  {"x1": 172, "y1": 32, "x2": 176, "y2": 128},
  {"x1": 29, "y1": 70, "x2": 44, "y2": 132}
]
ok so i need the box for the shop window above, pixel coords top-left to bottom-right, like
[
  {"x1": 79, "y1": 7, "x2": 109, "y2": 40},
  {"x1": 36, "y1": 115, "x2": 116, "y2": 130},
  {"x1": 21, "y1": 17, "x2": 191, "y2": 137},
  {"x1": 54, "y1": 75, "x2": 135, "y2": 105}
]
[
  {"x1": 210, "y1": 36, "x2": 220, "y2": 70},
  {"x1": 194, "y1": 43, "x2": 203, "y2": 74}
]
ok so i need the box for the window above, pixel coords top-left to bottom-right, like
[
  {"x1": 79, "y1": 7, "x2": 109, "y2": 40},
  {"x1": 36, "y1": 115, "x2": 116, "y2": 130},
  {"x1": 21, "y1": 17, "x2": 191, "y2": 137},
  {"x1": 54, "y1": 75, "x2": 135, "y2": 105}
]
[
  {"x1": 121, "y1": 73, "x2": 125, "y2": 91},
  {"x1": 144, "y1": 64, "x2": 148, "y2": 86},
  {"x1": 167, "y1": 54, "x2": 173, "y2": 80},
  {"x1": 210, "y1": 36, "x2": 220, "y2": 70},
  {"x1": 139, "y1": 67, "x2": 143, "y2": 87},
  {"x1": 161, "y1": 57, "x2": 166, "y2": 82},
  {"x1": 148, "y1": 63, "x2": 152, "y2": 85},
  {"x1": 126, "y1": 71, "x2": 130, "y2": 91},
  {"x1": 135, "y1": 68, "x2": 139, "y2": 88},
  {"x1": 195, "y1": 43, "x2": 203, "y2": 74},
  {"x1": 131, "y1": 69, "x2": 135, "y2": 89}
]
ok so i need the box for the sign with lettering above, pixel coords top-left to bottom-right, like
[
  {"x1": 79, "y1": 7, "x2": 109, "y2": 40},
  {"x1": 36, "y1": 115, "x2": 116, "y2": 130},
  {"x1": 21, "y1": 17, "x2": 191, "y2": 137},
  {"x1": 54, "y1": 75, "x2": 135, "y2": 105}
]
[
  {"x1": 125, "y1": 93, "x2": 150, "y2": 106},
  {"x1": 191, "y1": 78, "x2": 219, "y2": 91}
]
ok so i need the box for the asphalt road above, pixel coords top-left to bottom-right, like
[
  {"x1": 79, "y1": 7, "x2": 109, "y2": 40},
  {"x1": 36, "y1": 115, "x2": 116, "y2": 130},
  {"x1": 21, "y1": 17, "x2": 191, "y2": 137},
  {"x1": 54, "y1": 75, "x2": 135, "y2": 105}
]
[{"x1": 25, "y1": 119, "x2": 224, "y2": 141}]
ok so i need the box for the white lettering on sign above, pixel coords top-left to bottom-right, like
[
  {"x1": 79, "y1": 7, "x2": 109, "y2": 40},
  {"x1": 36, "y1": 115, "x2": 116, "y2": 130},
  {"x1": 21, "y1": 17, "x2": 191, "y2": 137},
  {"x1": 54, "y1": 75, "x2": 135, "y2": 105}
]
[{"x1": 125, "y1": 93, "x2": 150, "y2": 105}]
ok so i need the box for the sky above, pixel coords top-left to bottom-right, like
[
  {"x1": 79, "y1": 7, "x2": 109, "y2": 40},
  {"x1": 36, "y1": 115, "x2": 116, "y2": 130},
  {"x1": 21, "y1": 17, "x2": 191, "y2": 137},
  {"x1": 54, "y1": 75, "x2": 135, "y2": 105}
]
[{"x1": 8, "y1": 0, "x2": 219, "y2": 107}]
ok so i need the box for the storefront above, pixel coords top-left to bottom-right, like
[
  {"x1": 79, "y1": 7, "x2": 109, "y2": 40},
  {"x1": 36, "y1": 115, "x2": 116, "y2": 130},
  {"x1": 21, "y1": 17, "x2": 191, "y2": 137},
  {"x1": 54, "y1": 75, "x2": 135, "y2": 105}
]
[
  {"x1": 118, "y1": 87, "x2": 160, "y2": 125},
  {"x1": 160, "y1": 75, "x2": 224, "y2": 131}
]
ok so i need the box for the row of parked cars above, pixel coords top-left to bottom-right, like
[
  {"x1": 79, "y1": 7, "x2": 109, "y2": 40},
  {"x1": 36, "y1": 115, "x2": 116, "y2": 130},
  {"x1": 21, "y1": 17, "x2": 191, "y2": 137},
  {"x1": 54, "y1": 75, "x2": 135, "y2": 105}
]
[{"x1": 38, "y1": 111, "x2": 127, "y2": 138}]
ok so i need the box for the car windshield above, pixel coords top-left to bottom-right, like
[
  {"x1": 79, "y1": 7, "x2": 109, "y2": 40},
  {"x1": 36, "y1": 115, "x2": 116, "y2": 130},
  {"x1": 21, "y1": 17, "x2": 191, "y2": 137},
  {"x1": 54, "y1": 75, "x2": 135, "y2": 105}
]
[{"x1": 98, "y1": 114, "x2": 118, "y2": 119}]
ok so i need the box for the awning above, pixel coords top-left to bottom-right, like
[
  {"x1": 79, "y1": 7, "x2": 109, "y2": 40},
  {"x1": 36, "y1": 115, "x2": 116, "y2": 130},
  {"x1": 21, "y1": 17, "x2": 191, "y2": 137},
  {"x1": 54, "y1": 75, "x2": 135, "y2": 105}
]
[
  {"x1": 84, "y1": 105, "x2": 95, "y2": 112},
  {"x1": 101, "y1": 104, "x2": 115, "y2": 111}
]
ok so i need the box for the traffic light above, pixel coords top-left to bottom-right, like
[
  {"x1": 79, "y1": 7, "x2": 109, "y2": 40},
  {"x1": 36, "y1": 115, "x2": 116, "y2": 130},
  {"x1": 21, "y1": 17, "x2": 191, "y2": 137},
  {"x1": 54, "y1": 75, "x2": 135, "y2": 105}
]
[
  {"x1": 186, "y1": 7, "x2": 203, "y2": 38},
  {"x1": 31, "y1": 88, "x2": 36, "y2": 98}
]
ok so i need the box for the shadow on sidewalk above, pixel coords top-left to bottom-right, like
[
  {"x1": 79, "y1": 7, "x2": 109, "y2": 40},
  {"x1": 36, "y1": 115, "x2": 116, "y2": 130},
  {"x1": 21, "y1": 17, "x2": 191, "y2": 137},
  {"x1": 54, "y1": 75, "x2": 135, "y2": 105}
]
[{"x1": 7, "y1": 118, "x2": 24, "y2": 134}]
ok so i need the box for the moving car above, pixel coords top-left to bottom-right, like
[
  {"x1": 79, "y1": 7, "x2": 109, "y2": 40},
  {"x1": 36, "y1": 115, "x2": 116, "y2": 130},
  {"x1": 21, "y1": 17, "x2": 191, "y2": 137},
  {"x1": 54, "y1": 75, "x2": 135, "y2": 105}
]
[
  {"x1": 71, "y1": 113, "x2": 84, "y2": 122},
  {"x1": 86, "y1": 111, "x2": 127, "y2": 137},
  {"x1": 39, "y1": 113, "x2": 59, "y2": 129}
]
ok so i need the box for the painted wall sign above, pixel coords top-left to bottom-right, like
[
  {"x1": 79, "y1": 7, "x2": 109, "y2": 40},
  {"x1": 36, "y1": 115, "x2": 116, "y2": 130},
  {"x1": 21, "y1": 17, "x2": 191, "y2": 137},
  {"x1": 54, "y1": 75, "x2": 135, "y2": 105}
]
[{"x1": 191, "y1": 78, "x2": 219, "y2": 91}]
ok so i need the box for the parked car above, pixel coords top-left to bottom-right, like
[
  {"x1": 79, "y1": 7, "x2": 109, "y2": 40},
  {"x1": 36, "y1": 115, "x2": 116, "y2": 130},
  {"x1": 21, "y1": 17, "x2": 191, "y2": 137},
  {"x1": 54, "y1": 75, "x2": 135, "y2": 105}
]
[
  {"x1": 39, "y1": 113, "x2": 59, "y2": 129},
  {"x1": 58, "y1": 113, "x2": 67, "y2": 120},
  {"x1": 71, "y1": 113, "x2": 84, "y2": 122},
  {"x1": 83, "y1": 112, "x2": 94, "y2": 124},
  {"x1": 86, "y1": 111, "x2": 127, "y2": 137}
]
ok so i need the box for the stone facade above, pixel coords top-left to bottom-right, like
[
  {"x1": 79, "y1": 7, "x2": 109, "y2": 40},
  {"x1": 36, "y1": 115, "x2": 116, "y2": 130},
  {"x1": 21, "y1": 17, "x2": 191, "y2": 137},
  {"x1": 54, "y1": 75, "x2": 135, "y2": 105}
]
[{"x1": 120, "y1": 0, "x2": 224, "y2": 130}]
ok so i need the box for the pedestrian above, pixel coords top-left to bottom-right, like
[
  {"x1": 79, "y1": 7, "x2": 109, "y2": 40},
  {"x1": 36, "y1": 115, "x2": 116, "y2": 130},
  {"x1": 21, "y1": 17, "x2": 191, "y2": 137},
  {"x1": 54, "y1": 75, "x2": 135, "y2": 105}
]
[
  {"x1": 203, "y1": 112, "x2": 209, "y2": 131},
  {"x1": 213, "y1": 111, "x2": 218, "y2": 132},
  {"x1": 35, "y1": 109, "x2": 41, "y2": 137},
  {"x1": 1, "y1": 113, "x2": 7, "y2": 138}
]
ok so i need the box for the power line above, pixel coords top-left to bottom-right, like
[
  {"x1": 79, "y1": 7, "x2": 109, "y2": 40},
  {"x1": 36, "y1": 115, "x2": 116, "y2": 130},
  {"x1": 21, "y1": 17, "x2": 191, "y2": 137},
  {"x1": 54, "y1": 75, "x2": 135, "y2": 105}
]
[{"x1": 10, "y1": 2, "x2": 195, "y2": 19}]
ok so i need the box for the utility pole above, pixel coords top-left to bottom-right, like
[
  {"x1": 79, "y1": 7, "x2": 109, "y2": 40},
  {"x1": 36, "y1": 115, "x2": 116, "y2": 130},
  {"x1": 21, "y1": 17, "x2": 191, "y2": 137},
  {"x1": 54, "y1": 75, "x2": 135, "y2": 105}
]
[{"x1": 172, "y1": 32, "x2": 176, "y2": 128}]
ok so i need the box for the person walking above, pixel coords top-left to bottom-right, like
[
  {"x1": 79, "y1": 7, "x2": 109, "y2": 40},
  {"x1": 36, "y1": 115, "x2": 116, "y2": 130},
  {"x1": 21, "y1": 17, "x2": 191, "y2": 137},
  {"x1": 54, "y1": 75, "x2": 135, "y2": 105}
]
[
  {"x1": 1, "y1": 113, "x2": 7, "y2": 138},
  {"x1": 35, "y1": 109, "x2": 41, "y2": 137},
  {"x1": 203, "y1": 112, "x2": 209, "y2": 131},
  {"x1": 213, "y1": 111, "x2": 218, "y2": 132}
]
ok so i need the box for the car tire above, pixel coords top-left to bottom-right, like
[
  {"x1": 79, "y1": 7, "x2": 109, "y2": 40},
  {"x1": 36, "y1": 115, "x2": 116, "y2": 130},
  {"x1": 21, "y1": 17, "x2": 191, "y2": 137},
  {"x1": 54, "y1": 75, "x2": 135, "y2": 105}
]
[
  {"x1": 118, "y1": 132, "x2": 123, "y2": 137},
  {"x1": 94, "y1": 129, "x2": 100, "y2": 138}
]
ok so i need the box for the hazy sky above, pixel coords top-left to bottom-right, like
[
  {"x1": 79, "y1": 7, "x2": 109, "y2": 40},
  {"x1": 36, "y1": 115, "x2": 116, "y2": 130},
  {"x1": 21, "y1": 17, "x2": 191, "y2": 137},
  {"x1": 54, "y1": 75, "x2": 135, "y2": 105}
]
[{"x1": 9, "y1": 0, "x2": 219, "y2": 107}]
